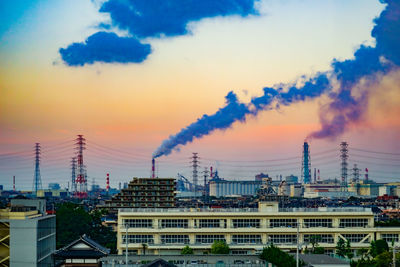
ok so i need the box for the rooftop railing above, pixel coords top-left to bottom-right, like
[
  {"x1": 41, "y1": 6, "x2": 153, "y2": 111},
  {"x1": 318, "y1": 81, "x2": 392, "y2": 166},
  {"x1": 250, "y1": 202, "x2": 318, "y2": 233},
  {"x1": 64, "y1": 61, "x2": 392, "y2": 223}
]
[{"x1": 119, "y1": 206, "x2": 371, "y2": 213}]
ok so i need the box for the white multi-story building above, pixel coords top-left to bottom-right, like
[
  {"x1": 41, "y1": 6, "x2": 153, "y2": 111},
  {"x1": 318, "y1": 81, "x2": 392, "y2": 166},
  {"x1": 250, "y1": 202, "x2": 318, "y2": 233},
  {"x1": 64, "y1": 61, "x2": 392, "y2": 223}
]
[
  {"x1": 117, "y1": 202, "x2": 400, "y2": 256},
  {"x1": 0, "y1": 199, "x2": 56, "y2": 267}
]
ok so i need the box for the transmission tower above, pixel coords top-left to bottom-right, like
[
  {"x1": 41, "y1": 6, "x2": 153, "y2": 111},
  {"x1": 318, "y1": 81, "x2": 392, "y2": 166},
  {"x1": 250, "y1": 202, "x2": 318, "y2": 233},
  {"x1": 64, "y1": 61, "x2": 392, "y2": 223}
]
[
  {"x1": 191, "y1": 153, "x2": 199, "y2": 195},
  {"x1": 71, "y1": 157, "x2": 77, "y2": 193},
  {"x1": 75, "y1": 135, "x2": 87, "y2": 198},
  {"x1": 301, "y1": 141, "x2": 311, "y2": 184},
  {"x1": 340, "y1": 141, "x2": 349, "y2": 192},
  {"x1": 33, "y1": 143, "x2": 42, "y2": 195},
  {"x1": 352, "y1": 164, "x2": 360, "y2": 183}
]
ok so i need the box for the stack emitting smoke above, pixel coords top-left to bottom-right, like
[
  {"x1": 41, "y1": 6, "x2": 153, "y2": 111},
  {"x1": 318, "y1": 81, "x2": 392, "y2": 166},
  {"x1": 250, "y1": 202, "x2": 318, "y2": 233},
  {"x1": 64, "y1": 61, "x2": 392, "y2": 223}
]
[
  {"x1": 153, "y1": 0, "x2": 400, "y2": 159},
  {"x1": 106, "y1": 173, "x2": 110, "y2": 192},
  {"x1": 151, "y1": 158, "x2": 156, "y2": 178}
]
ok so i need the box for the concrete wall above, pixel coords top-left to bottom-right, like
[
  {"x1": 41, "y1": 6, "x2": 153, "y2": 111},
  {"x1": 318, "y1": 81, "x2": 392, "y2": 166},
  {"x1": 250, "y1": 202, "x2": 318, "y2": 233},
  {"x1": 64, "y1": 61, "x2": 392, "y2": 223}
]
[
  {"x1": 10, "y1": 219, "x2": 38, "y2": 266},
  {"x1": 10, "y1": 215, "x2": 56, "y2": 267}
]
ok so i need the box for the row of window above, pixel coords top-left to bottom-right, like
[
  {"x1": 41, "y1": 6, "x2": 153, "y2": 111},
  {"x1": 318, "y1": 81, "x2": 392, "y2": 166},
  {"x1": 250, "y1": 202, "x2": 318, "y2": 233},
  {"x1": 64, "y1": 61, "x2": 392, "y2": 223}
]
[
  {"x1": 123, "y1": 218, "x2": 369, "y2": 228},
  {"x1": 160, "y1": 219, "x2": 189, "y2": 228},
  {"x1": 303, "y1": 234, "x2": 334, "y2": 244},
  {"x1": 232, "y1": 235, "x2": 262, "y2": 244},
  {"x1": 121, "y1": 234, "x2": 378, "y2": 244},
  {"x1": 195, "y1": 219, "x2": 226, "y2": 228},
  {"x1": 196, "y1": 235, "x2": 225, "y2": 244},
  {"x1": 342, "y1": 234, "x2": 369, "y2": 243},
  {"x1": 339, "y1": 219, "x2": 368, "y2": 228},
  {"x1": 270, "y1": 219, "x2": 297, "y2": 228},
  {"x1": 124, "y1": 219, "x2": 153, "y2": 228},
  {"x1": 232, "y1": 219, "x2": 260, "y2": 228},
  {"x1": 382, "y1": 234, "x2": 399, "y2": 243},
  {"x1": 303, "y1": 219, "x2": 332, "y2": 228},
  {"x1": 122, "y1": 235, "x2": 154, "y2": 244}
]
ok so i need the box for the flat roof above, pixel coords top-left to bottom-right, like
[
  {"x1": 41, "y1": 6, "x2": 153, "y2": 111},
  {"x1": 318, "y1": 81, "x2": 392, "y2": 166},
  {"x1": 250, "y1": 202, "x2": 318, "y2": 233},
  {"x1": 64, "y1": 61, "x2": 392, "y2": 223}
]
[{"x1": 119, "y1": 206, "x2": 371, "y2": 214}]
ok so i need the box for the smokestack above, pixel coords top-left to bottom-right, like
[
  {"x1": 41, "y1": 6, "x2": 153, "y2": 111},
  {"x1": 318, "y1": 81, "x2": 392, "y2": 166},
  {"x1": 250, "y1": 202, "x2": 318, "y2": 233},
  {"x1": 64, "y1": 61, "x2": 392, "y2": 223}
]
[
  {"x1": 152, "y1": 158, "x2": 155, "y2": 178},
  {"x1": 210, "y1": 167, "x2": 213, "y2": 178},
  {"x1": 365, "y1": 168, "x2": 369, "y2": 182},
  {"x1": 318, "y1": 169, "x2": 320, "y2": 181},
  {"x1": 13, "y1": 176, "x2": 15, "y2": 191},
  {"x1": 106, "y1": 173, "x2": 110, "y2": 192},
  {"x1": 314, "y1": 168, "x2": 316, "y2": 183}
]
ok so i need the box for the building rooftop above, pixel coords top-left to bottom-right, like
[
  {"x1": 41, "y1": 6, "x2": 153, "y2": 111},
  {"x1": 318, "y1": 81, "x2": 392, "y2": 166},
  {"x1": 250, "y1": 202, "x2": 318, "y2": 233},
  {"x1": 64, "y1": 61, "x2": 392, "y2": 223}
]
[
  {"x1": 119, "y1": 205, "x2": 372, "y2": 214},
  {"x1": 297, "y1": 254, "x2": 349, "y2": 266}
]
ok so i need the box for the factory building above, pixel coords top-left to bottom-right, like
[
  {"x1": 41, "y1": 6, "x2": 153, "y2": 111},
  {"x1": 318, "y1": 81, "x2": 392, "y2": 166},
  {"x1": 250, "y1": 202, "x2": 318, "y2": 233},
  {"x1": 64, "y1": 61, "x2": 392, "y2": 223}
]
[
  {"x1": 0, "y1": 199, "x2": 56, "y2": 267},
  {"x1": 209, "y1": 180, "x2": 262, "y2": 197},
  {"x1": 36, "y1": 189, "x2": 68, "y2": 198},
  {"x1": 105, "y1": 177, "x2": 176, "y2": 211},
  {"x1": 348, "y1": 181, "x2": 380, "y2": 197},
  {"x1": 116, "y1": 202, "x2": 400, "y2": 256}
]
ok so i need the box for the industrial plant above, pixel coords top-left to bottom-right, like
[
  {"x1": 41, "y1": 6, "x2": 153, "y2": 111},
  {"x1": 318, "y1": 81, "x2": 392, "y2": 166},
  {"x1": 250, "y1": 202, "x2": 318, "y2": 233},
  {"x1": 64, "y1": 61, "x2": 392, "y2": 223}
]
[{"x1": 1, "y1": 134, "x2": 400, "y2": 267}]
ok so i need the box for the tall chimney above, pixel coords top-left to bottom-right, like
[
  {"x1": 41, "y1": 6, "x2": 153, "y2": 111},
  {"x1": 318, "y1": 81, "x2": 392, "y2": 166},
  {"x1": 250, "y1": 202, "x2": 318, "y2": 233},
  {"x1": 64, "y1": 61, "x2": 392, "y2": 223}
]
[
  {"x1": 13, "y1": 176, "x2": 15, "y2": 191},
  {"x1": 210, "y1": 167, "x2": 213, "y2": 178},
  {"x1": 365, "y1": 168, "x2": 369, "y2": 182},
  {"x1": 314, "y1": 168, "x2": 317, "y2": 183},
  {"x1": 318, "y1": 169, "x2": 320, "y2": 181},
  {"x1": 152, "y1": 158, "x2": 156, "y2": 178},
  {"x1": 106, "y1": 173, "x2": 110, "y2": 192}
]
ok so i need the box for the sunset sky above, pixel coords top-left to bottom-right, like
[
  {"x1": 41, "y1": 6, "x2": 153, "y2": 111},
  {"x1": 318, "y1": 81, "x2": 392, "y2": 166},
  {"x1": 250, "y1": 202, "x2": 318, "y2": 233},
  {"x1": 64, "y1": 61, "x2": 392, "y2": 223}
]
[{"x1": 1, "y1": 0, "x2": 399, "y2": 190}]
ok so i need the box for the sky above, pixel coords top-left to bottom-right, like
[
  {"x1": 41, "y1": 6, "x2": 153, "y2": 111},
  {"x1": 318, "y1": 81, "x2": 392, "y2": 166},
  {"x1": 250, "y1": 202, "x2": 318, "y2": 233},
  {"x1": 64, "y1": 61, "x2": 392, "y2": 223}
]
[{"x1": 0, "y1": 0, "x2": 399, "y2": 190}]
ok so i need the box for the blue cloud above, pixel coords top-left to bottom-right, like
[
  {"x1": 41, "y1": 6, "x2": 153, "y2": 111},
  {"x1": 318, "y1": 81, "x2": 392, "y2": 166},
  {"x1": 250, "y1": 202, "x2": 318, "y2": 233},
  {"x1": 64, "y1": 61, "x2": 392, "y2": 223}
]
[
  {"x1": 60, "y1": 0, "x2": 259, "y2": 66},
  {"x1": 59, "y1": 32, "x2": 151, "y2": 66},
  {"x1": 100, "y1": 0, "x2": 259, "y2": 38}
]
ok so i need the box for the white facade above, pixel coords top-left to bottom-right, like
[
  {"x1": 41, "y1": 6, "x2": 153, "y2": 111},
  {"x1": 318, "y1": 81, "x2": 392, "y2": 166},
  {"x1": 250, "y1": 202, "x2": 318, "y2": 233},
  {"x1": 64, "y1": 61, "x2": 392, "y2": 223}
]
[
  {"x1": 117, "y1": 202, "x2": 400, "y2": 255},
  {"x1": 10, "y1": 215, "x2": 56, "y2": 267},
  {"x1": 209, "y1": 180, "x2": 261, "y2": 197}
]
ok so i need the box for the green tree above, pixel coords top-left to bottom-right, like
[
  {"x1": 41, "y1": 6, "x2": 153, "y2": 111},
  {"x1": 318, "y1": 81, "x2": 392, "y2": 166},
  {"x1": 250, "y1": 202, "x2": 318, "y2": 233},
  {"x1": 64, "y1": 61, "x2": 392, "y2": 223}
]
[
  {"x1": 56, "y1": 202, "x2": 92, "y2": 248},
  {"x1": 313, "y1": 246, "x2": 325, "y2": 254},
  {"x1": 336, "y1": 238, "x2": 347, "y2": 258},
  {"x1": 260, "y1": 244, "x2": 303, "y2": 267},
  {"x1": 350, "y1": 258, "x2": 376, "y2": 267},
  {"x1": 181, "y1": 245, "x2": 194, "y2": 255},
  {"x1": 374, "y1": 251, "x2": 392, "y2": 267},
  {"x1": 211, "y1": 240, "x2": 229, "y2": 254},
  {"x1": 345, "y1": 240, "x2": 354, "y2": 260},
  {"x1": 56, "y1": 202, "x2": 117, "y2": 252},
  {"x1": 370, "y1": 239, "x2": 389, "y2": 258},
  {"x1": 309, "y1": 235, "x2": 322, "y2": 253},
  {"x1": 308, "y1": 235, "x2": 324, "y2": 254},
  {"x1": 336, "y1": 238, "x2": 352, "y2": 259},
  {"x1": 375, "y1": 219, "x2": 400, "y2": 227},
  {"x1": 87, "y1": 208, "x2": 117, "y2": 253}
]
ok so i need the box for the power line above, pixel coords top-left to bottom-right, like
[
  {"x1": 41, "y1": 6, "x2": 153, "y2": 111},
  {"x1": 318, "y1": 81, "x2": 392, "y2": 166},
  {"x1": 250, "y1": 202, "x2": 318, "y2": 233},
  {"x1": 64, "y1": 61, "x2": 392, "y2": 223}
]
[{"x1": 352, "y1": 147, "x2": 400, "y2": 156}]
